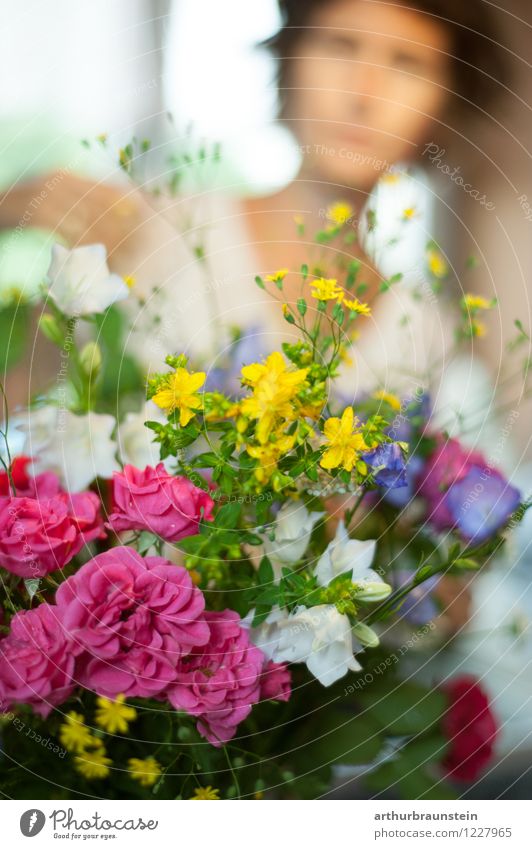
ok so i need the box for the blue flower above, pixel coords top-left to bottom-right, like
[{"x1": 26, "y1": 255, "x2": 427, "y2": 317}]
[
  {"x1": 364, "y1": 442, "x2": 407, "y2": 490},
  {"x1": 445, "y1": 466, "x2": 521, "y2": 544}
]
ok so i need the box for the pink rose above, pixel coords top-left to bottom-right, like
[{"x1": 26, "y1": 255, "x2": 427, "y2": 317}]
[
  {"x1": 167, "y1": 609, "x2": 265, "y2": 746},
  {"x1": 0, "y1": 604, "x2": 75, "y2": 718},
  {"x1": 108, "y1": 464, "x2": 214, "y2": 542},
  {"x1": 0, "y1": 495, "x2": 86, "y2": 578},
  {"x1": 260, "y1": 661, "x2": 292, "y2": 703},
  {"x1": 55, "y1": 546, "x2": 209, "y2": 699},
  {"x1": 59, "y1": 490, "x2": 106, "y2": 548}
]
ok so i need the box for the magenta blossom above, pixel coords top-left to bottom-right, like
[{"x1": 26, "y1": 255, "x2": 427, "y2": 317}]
[
  {"x1": 0, "y1": 495, "x2": 86, "y2": 578},
  {"x1": 260, "y1": 661, "x2": 292, "y2": 703},
  {"x1": 0, "y1": 604, "x2": 75, "y2": 718},
  {"x1": 167, "y1": 609, "x2": 265, "y2": 746},
  {"x1": 108, "y1": 463, "x2": 214, "y2": 542},
  {"x1": 55, "y1": 546, "x2": 209, "y2": 699},
  {"x1": 59, "y1": 490, "x2": 106, "y2": 548}
]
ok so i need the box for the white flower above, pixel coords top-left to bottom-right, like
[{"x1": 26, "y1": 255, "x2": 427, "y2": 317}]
[
  {"x1": 264, "y1": 501, "x2": 324, "y2": 566},
  {"x1": 46, "y1": 243, "x2": 129, "y2": 316},
  {"x1": 116, "y1": 402, "x2": 170, "y2": 470},
  {"x1": 315, "y1": 520, "x2": 388, "y2": 594},
  {"x1": 18, "y1": 405, "x2": 120, "y2": 491},
  {"x1": 250, "y1": 604, "x2": 363, "y2": 687}
]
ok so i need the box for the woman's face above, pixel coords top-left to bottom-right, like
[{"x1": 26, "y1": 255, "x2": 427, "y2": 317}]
[{"x1": 286, "y1": 0, "x2": 452, "y2": 189}]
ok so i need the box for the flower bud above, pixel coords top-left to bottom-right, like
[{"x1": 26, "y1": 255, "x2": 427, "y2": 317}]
[
  {"x1": 38, "y1": 314, "x2": 64, "y2": 346},
  {"x1": 352, "y1": 621, "x2": 380, "y2": 647},
  {"x1": 79, "y1": 341, "x2": 102, "y2": 377},
  {"x1": 353, "y1": 581, "x2": 392, "y2": 602}
]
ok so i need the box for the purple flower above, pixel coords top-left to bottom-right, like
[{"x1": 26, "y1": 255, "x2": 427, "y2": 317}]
[
  {"x1": 419, "y1": 435, "x2": 521, "y2": 543},
  {"x1": 445, "y1": 467, "x2": 521, "y2": 545},
  {"x1": 385, "y1": 455, "x2": 425, "y2": 508},
  {"x1": 364, "y1": 443, "x2": 407, "y2": 490},
  {"x1": 393, "y1": 570, "x2": 439, "y2": 626}
]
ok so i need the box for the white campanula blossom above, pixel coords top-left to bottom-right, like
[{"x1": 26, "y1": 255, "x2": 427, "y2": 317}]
[
  {"x1": 315, "y1": 520, "x2": 391, "y2": 601},
  {"x1": 250, "y1": 604, "x2": 363, "y2": 687},
  {"x1": 263, "y1": 500, "x2": 324, "y2": 567},
  {"x1": 18, "y1": 405, "x2": 120, "y2": 492},
  {"x1": 46, "y1": 243, "x2": 129, "y2": 316}
]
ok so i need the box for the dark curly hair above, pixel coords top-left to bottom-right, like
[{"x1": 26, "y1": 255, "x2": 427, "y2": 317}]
[{"x1": 264, "y1": 0, "x2": 511, "y2": 120}]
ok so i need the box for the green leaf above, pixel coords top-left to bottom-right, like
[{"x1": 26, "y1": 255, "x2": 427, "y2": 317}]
[
  {"x1": 214, "y1": 501, "x2": 242, "y2": 529},
  {"x1": 303, "y1": 715, "x2": 383, "y2": 766},
  {"x1": 258, "y1": 556, "x2": 274, "y2": 585},
  {"x1": 358, "y1": 680, "x2": 447, "y2": 735},
  {"x1": 255, "y1": 275, "x2": 265, "y2": 290}
]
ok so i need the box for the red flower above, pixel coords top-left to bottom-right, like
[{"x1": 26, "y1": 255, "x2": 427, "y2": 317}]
[
  {"x1": 442, "y1": 676, "x2": 498, "y2": 781},
  {"x1": 0, "y1": 456, "x2": 61, "y2": 499}
]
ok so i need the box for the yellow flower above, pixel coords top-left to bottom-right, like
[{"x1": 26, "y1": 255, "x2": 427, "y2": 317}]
[
  {"x1": 59, "y1": 712, "x2": 96, "y2": 754},
  {"x1": 463, "y1": 294, "x2": 493, "y2": 311},
  {"x1": 95, "y1": 695, "x2": 137, "y2": 735},
  {"x1": 152, "y1": 366, "x2": 206, "y2": 426},
  {"x1": 75, "y1": 747, "x2": 112, "y2": 781},
  {"x1": 310, "y1": 278, "x2": 344, "y2": 302},
  {"x1": 402, "y1": 206, "x2": 417, "y2": 220},
  {"x1": 247, "y1": 432, "x2": 296, "y2": 484},
  {"x1": 326, "y1": 202, "x2": 353, "y2": 225},
  {"x1": 190, "y1": 785, "x2": 220, "y2": 800},
  {"x1": 343, "y1": 297, "x2": 371, "y2": 316},
  {"x1": 266, "y1": 268, "x2": 289, "y2": 284},
  {"x1": 471, "y1": 319, "x2": 487, "y2": 337},
  {"x1": 320, "y1": 407, "x2": 369, "y2": 472},
  {"x1": 373, "y1": 389, "x2": 401, "y2": 412},
  {"x1": 123, "y1": 274, "x2": 136, "y2": 289},
  {"x1": 241, "y1": 352, "x2": 308, "y2": 444},
  {"x1": 128, "y1": 756, "x2": 162, "y2": 787},
  {"x1": 426, "y1": 248, "x2": 448, "y2": 279}
]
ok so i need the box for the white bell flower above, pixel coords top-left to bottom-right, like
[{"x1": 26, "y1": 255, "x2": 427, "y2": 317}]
[
  {"x1": 250, "y1": 604, "x2": 363, "y2": 687},
  {"x1": 46, "y1": 243, "x2": 129, "y2": 316},
  {"x1": 264, "y1": 500, "x2": 324, "y2": 566},
  {"x1": 315, "y1": 520, "x2": 389, "y2": 597},
  {"x1": 19, "y1": 405, "x2": 120, "y2": 491}
]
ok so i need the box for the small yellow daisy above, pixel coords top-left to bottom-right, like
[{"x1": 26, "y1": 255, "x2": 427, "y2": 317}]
[
  {"x1": 94, "y1": 694, "x2": 137, "y2": 735},
  {"x1": 74, "y1": 747, "x2": 112, "y2": 781},
  {"x1": 128, "y1": 756, "x2": 162, "y2": 787},
  {"x1": 190, "y1": 785, "x2": 220, "y2": 800}
]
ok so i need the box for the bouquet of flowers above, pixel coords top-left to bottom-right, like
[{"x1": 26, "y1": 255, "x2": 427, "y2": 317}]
[{"x1": 0, "y1": 196, "x2": 528, "y2": 800}]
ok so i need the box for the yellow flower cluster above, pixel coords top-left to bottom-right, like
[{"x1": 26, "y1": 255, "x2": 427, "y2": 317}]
[
  {"x1": 59, "y1": 696, "x2": 160, "y2": 786},
  {"x1": 239, "y1": 351, "x2": 317, "y2": 488},
  {"x1": 241, "y1": 351, "x2": 308, "y2": 445},
  {"x1": 310, "y1": 277, "x2": 371, "y2": 317}
]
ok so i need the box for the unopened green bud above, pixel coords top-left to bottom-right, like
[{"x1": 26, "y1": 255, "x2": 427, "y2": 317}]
[
  {"x1": 39, "y1": 313, "x2": 64, "y2": 346},
  {"x1": 79, "y1": 341, "x2": 102, "y2": 377},
  {"x1": 352, "y1": 621, "x2": 380, "y2": 647},
  {"x1": 354, "y1": 581, "x2": 392, "y2": 602}
]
